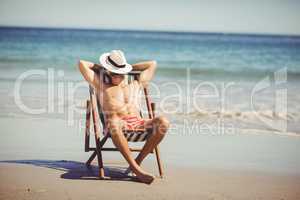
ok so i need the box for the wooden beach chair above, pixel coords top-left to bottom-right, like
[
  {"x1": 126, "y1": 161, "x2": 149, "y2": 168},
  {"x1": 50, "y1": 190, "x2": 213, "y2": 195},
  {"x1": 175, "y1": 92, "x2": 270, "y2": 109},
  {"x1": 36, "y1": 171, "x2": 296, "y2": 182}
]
[{"x1": 84, "y1": 72, "x2": 163, "y2": 179}]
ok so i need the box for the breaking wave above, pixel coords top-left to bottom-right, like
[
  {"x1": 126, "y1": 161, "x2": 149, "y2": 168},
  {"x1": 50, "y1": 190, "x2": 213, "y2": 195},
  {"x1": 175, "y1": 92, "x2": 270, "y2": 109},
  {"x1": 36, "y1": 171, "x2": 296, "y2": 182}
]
[{"x1": 174, "y1": 110, "x2": 298, "y2": 121}]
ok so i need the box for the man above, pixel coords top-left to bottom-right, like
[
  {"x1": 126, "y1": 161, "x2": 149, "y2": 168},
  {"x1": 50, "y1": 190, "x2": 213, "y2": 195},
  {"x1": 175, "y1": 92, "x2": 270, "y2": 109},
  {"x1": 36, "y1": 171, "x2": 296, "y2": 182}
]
[{"x1": 78, "y1": 50, "x2": 169, "y2": 184}]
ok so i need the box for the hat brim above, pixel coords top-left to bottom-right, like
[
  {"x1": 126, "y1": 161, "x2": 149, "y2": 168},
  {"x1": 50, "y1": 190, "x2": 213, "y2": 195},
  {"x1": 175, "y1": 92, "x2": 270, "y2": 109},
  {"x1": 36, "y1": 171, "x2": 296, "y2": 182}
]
[{"x1": 99, "y1": 53, "x2": 132, "y2": 74}]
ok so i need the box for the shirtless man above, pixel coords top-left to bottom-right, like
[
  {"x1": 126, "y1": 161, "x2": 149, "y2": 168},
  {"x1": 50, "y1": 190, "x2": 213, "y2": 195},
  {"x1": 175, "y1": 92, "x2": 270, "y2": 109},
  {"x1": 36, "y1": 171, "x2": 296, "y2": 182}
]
[{"x1": 78, "y1": 50, "x2": 169, "y2": 184}]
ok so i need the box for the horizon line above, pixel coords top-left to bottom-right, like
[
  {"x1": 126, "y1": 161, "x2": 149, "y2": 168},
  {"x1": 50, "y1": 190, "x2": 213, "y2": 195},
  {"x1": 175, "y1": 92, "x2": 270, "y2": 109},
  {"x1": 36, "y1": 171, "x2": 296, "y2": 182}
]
[{"x1": 1, "y1": 25, "x2": 300, "y2": 38}]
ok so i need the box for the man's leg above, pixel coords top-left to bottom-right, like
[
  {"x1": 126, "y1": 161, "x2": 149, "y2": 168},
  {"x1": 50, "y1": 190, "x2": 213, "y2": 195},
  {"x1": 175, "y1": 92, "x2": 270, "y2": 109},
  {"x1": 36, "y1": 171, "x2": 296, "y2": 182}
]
[
  {"x1": 135, "y1": 116, "x2": 170, "y2": 165},
  {"x1": 108, "y1": 118, "x2": 155, "y2": 184}
]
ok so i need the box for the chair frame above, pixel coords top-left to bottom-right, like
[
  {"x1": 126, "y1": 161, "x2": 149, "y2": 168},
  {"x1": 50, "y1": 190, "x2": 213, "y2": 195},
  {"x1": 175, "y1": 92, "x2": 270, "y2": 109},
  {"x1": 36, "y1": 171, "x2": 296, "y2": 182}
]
[{"x1": 84, "y1": 72, "x2": 163, "y2": 178}]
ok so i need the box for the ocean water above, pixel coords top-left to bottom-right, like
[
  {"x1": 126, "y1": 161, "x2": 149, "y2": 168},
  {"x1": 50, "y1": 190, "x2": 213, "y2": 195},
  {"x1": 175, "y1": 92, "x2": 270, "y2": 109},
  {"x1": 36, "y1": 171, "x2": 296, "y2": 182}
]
[
  {"x1": 1, "y1": 27, "x2": 300, "y2": 174},
  {"x1": 1, "y1": 27, "x2": 299, "y2": 132}
]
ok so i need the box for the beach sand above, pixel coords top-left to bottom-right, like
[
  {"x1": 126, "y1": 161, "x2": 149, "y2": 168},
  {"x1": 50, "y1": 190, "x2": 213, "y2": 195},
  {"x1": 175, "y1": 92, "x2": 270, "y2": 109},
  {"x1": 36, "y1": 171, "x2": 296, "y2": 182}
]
[{"x1": 0, "y1": 161, "x2": 299, "y2": 200}]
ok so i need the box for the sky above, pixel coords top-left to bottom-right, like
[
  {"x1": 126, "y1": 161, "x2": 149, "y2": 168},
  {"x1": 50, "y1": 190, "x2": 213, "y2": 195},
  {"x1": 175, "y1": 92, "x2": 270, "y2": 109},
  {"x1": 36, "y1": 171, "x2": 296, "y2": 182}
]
[{"x1": 0, "y1": 0, "x2": 299, "y2": 35}]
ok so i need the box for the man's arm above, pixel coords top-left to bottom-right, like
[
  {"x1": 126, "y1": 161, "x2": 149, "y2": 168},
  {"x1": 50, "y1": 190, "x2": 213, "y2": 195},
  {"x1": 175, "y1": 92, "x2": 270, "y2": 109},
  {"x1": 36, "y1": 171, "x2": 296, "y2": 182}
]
[
  {"x1": 132, "y1": 60, "x2": 157, "y2": 87},
  {"x1": 78, "y1": 60, "x2": 102, "y2": 89}
]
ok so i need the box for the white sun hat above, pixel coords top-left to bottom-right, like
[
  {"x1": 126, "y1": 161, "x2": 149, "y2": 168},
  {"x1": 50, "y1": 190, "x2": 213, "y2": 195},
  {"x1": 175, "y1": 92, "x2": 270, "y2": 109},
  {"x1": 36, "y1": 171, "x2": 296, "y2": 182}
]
[{"x1": 99, "y1": 50, "x2": 132, "y2": 74}]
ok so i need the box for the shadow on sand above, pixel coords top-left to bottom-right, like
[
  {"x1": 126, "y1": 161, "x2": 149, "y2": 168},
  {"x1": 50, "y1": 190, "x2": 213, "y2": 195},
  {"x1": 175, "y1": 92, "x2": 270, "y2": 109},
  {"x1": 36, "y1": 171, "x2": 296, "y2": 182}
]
[{"x1": 0, "y1": 159, "x2": 137, "y2": 182}]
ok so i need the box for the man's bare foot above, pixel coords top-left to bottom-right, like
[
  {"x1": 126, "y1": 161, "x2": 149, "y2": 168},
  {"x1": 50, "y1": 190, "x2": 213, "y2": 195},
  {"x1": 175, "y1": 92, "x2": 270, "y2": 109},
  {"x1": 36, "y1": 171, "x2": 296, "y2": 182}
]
[
  {"x1": 132, "y1": 168, "x2": 155, "y2": 184},
  {"x1": 135, "y1": 172, "x2": 155, "y2": 184}
]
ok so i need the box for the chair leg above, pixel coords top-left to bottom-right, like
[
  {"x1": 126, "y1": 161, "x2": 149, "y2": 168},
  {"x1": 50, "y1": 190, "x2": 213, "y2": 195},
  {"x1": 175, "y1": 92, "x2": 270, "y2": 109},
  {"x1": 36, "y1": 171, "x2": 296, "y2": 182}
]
[
  {"x1": 95, "y1": 148, "x2": 105, "y2": 178},
  {"x1": 86, "y1": 151, "x2": 97, "y2": 167},
  {"x1": 94, "y1": 134, "x2": 106, "y2": 178},
  {"x1": 85, "y1": 149, "x2": 105, "y2": 178},
  {"x1": 154, "y1": 146, "x2": 163, "y2": 178},
  {"x1": 86, "y1": 135, "x2": 109, "y2": 179}
]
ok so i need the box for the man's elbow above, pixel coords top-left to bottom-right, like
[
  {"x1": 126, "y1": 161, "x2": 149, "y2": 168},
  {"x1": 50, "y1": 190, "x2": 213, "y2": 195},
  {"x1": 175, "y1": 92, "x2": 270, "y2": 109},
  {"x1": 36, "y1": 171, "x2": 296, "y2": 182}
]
[
  {"x1": 150, "y1": 60, "x2": 157, "y2": 68},
  {"x1": 78, "y1": 60, "x2": 88, "y2": 71},
  {"x1": 78, "y1": 59, "x2": 86, "y2": 66},
  {"x1": 148, "y1": 60, "x2": 157, "y2": 71},
  {"x1": 78, "y1": 60, "x2": 87, "y2": 77},
  {"x1": 78, "y1": 60, "x2": 82, "y2": 69}
]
